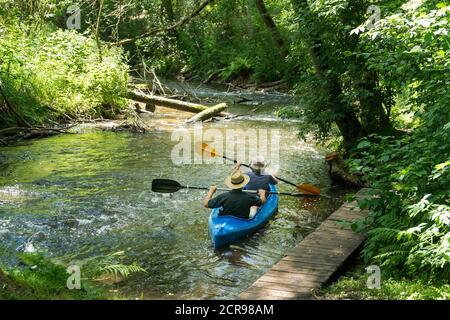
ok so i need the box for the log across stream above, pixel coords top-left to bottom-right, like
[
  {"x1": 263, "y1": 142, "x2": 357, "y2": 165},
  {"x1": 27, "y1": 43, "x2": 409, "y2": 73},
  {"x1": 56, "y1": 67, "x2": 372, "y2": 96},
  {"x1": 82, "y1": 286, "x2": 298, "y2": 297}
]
[{"x1": 128, "y1": 90, "x2": 231, "y2": 123}]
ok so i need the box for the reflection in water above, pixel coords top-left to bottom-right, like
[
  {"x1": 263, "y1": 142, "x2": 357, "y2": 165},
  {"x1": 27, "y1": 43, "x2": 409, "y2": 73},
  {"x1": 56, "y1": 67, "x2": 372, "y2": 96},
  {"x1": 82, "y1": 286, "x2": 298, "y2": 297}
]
[{"x1": 0, "y1": 92, "x2": 354, "y2": 299}]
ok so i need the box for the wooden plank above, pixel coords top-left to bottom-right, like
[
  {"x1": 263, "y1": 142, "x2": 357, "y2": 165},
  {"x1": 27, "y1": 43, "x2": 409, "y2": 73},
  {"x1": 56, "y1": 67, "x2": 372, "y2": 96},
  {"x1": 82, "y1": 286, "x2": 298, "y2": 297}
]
[
  {"x1": 268, "y1": 263, "x2": 335, "y2": 275},
  {"x1": 238, "y1": 287, "x2": 308, "y2": 300},
  {"x1": 294, "y1": 239, "x2": 360, "y2": 251},
  {"x1": 281, "y1": 254, "x2": 346, "y2": 265},
  {"x1": 313, "y1": 227, "x2": 355, "y2": 235},
  {"x1": 272, "y1": 259, "x2": 338, "y2": 271},
  {"x1": 317, "y1": 219, "x2": 351, "y2": 229},
  {"x1": 313, "y1": 227, "x2": 363, "y2": 239},
  {"x1": 302, "y1": 232, "x2": 363, "y2": 242},
  {"x1": 252, "y1": 279, "x2": 315, "y2": 294},
  {"x1": 258, "y1": 275, "x2": 324, "y2": 288},
  {"x1": 328, "y1": 210, "x2": 367, "y2": 221},
  {"x1": 286, "y1": 247, "x2": 353, "y2": 258},
  {"x1": 260, "y1": 270, "x2": 325, "y2": 282},
  {"x1": 328, "y1": 213, "x2": 365, "y2": 221},
  {"x1": 302, "y1": 232, "x2": 365, "y2": 243},
  {"x1": 304, "y1": 229, "x2": 364, "y2": 240},
  {"x1": 263, "y1": 268, "x2": 333, "y2": 279},
  {"x1": 286, "y1": 249, "x2": 348, "y2": 261}
]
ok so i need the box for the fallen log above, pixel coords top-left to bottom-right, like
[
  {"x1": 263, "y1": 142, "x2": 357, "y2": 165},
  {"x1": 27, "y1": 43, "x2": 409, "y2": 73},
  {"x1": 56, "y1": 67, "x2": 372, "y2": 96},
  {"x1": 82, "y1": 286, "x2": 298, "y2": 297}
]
[
  {"x1": 185, "y1": 103, "x2": 227, "y2": 124},
  {"x1": 127, "y1": 90, "x2": 231, "y2": 117},
  {"x1": 129, "y1": 90, "x2": 207, "y2": 113}
]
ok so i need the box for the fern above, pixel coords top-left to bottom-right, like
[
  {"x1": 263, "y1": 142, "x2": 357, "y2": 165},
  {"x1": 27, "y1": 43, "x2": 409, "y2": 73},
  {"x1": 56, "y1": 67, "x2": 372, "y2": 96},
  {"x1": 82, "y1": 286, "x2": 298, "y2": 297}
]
[
  {"x1": 99, "y1": 263, "x2": 146, "y2": 279},
  {"x1": 76, "y1": 251, "x2": 146, "y2": 280}
]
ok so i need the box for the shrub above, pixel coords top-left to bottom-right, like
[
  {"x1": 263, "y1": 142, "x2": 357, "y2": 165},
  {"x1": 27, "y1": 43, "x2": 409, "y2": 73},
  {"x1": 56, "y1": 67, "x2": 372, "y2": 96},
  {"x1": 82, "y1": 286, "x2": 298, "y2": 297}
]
[{"x1": 0, "y1": 19, "x2": 129, "y2": 126}]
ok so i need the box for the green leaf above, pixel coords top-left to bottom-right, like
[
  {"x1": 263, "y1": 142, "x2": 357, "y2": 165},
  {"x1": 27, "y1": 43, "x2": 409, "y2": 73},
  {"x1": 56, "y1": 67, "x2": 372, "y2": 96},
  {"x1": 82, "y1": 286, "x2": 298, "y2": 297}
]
[{"x1": 357, "y1": 140, "x2": 371, "y2": 149}]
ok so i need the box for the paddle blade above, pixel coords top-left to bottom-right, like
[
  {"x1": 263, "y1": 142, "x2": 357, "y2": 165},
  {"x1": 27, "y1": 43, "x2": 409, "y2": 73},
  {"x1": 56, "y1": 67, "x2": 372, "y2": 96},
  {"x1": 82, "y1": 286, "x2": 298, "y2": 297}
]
[
  {"x1": 151, "y1": 179, "x2": 183, "y2": 193},
  {"x1": 297, "y1": 184, "x2": 321, "y2": 195},
  {"x1": 195, "y1": 142, "x2": 219, "y2": 158}
]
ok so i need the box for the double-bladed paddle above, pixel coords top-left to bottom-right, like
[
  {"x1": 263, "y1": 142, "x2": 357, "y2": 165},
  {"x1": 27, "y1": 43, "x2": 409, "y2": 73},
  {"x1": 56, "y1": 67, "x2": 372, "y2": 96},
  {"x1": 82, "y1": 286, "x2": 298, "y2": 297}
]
[
  {"x1": 196, "y1": 142, "x2": 322, "y2": 195},
  {"x1": 151, "y1": 179, "x2": 319, "y2": 198}
]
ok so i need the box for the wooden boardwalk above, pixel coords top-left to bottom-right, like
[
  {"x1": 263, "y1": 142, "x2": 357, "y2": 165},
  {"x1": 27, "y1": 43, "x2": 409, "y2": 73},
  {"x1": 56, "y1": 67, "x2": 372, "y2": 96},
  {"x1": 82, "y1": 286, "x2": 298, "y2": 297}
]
[{"x1": 239, "y1": 189, "x2": 370, "y2": 300}]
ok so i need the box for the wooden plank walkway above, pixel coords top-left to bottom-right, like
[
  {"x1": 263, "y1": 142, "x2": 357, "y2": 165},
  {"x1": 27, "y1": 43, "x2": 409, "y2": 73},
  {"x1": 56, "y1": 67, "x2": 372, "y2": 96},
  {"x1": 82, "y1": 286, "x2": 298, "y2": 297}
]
[{"x1": 239, "y1": 188, "x2": 370, "y2": 300}]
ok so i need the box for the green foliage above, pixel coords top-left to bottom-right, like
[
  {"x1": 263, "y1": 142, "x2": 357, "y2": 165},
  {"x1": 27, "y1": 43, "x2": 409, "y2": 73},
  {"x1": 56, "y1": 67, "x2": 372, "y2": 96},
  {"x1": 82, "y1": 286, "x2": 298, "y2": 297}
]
[
  {"x1": 99, "y1": 264, "x2": 146, "y2": 279},
  {"x1": 0, "y1": 17, "x2": 129, "y2": 126},
  {"x1": 76, "y1": 251, "x2": 146, "y2": 280},
  {"x1": 0, "y1": 253, "x2": 105, "y2": 300},
  {"x1": 219, "y1": 57, "x2": 254, "y2": 81},
  {"x1": 318, "y1": 263, "x2": 450, "y2": 300},
  {"x1": 94, "y1": 251, "x2": 146, "y2": 279},
  {"x1": 133, "y1": 0, "x2": 292, "y2": 83},
  {"x1": 349, "y1": 133, "x2": 449, "y2": 279},
  {"x1": 344, "y1": 3, "x2": 450, "y2": 281},
  {"x1": 0, "y1": 249, "x2": 145, "y2": 299}
]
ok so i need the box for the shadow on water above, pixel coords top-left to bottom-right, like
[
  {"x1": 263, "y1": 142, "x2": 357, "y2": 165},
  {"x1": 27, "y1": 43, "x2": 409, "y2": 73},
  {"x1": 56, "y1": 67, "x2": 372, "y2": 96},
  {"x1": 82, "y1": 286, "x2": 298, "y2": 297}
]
[{"x1": 0, "y1": 83, "x2": 356, "y2": 299}]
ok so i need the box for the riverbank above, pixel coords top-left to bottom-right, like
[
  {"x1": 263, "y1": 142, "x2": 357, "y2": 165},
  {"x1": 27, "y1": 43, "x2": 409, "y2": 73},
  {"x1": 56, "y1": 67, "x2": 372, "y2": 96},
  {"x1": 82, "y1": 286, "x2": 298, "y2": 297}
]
[
  {"x1": 314, "y1": 257, "x2": 450, "y2": 300},
  {"x1": 0, "y1": 253, "x2": 106, "y2": 300}
]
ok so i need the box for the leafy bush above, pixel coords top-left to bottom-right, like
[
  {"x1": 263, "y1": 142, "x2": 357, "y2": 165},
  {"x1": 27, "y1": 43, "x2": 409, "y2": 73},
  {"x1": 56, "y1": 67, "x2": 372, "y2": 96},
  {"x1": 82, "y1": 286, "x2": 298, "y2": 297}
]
[
  {"x1": 220, "y1": 56, "x2": 254, "y2": 81},
  {"x1": 0, "y1": 19, "x2": 129, "y2": 126},
  {"x1": 345, "y1": 3, "x2": 450, "y2": 281},
  {"x1": 349, "y1": 134, "x2": 449, "y2": 279}
]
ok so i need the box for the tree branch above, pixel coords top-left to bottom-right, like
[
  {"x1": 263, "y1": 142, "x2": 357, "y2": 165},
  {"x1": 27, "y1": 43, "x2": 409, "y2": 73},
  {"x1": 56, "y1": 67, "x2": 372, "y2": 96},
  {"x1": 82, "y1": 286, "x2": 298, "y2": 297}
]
[
  {"x1": 117, "y1": 0, "x2": 216, "y2": 45},
  {"x1": 95, "y1": 0, "x2": 105, "y2": 62}
]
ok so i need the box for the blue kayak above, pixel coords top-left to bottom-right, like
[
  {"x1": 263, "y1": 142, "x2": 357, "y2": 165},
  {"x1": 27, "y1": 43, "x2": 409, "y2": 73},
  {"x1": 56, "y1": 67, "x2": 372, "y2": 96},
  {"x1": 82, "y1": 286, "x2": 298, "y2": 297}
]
[{"x1": 208, "y1": 184, "x2": 279, "y2": 249}]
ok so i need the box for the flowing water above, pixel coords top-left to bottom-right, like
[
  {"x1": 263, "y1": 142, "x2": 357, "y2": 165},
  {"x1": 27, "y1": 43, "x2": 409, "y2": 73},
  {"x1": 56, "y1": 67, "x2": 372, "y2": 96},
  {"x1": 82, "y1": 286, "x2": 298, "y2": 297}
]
[{"x1": 0, "y1": 83, "x2": 353, "y2": 299}]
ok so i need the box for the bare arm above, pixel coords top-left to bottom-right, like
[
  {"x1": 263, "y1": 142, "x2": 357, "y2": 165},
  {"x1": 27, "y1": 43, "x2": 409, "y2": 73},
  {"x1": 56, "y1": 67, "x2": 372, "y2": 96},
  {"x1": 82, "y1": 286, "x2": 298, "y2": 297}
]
[
  {"x1": 203, "y1": 186, "x2": 217, "y2": 208},
  {"x1": 271, "y1": 164, "x2": 279, "y2": 182},
  {"x1": 259, "y1": 189, "x2": 267, "y2": 205}
]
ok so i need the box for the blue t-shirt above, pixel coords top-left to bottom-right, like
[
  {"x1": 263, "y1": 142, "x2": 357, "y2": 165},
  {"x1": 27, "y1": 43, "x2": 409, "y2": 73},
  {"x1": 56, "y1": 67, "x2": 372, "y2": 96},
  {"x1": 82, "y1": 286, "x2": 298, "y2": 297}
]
[{"x1": 245, "y1": 172, "x2": 277, "y2": 191}]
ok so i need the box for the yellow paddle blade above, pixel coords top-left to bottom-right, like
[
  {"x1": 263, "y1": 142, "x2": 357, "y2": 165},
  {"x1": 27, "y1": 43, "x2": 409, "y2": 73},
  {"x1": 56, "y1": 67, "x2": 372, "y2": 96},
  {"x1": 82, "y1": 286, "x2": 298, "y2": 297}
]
[
  {"x1": 195, "y1": 142, "x2": 219, "y2": 157},
  {"x1": 297, "y1": 184, "x2": 321, "y2": 195}
]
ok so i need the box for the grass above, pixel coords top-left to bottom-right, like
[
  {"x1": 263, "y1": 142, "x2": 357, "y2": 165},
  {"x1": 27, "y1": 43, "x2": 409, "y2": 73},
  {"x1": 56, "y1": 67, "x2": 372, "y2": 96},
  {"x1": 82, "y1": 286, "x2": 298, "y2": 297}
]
[
  {"x1": 0, "y1": 253, "x2": 107, "y2": 300},
  {"x1": 315, "y1": 260, "x2": 450, "y2": 300}
]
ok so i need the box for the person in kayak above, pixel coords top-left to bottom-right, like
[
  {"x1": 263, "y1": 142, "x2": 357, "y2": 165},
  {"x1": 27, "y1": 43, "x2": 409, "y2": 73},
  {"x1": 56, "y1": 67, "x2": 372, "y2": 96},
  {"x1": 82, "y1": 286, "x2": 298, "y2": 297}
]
[
  {"x1": 235, "y1": 156, "x2": 278, "y2": 192},
  {"x1": 203, "y1": 168, "x2": 266, "y2": 219}
]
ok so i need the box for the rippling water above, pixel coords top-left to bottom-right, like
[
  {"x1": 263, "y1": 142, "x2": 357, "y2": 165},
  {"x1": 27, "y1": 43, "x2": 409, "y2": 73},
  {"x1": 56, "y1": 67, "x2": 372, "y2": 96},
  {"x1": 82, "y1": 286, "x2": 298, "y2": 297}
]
[{"x1": 0, "y1": 86, "x2": 353, "y2": 299}]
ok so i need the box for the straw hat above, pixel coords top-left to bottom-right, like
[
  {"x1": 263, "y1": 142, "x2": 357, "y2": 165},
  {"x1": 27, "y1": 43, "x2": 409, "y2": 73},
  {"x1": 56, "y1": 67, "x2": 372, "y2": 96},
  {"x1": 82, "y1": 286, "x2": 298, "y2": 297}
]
[
  {"x1": 249, "y1": 156, "x2": 268, "y2": 171},
  {"x1": 225, "y1": 169, "x2": 250, "y2": 189}
]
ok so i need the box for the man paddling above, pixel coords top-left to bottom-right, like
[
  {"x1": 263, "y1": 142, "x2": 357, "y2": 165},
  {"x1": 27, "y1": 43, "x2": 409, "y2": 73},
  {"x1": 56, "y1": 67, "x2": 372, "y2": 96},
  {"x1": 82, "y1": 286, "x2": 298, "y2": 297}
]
[
  {"x1": 203, "y1": 169, "x2": 266, "y2": 219},
  {"x1": 235, "y1": 156, "x2": 278, "y2": 192}
]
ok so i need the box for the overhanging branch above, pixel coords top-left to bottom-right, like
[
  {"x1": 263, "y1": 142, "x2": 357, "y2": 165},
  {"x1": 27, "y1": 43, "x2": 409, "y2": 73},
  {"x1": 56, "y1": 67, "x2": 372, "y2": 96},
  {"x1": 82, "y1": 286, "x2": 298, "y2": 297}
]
[{"x1": 118, "y1": 0, "x2": 216, "y2": 45}]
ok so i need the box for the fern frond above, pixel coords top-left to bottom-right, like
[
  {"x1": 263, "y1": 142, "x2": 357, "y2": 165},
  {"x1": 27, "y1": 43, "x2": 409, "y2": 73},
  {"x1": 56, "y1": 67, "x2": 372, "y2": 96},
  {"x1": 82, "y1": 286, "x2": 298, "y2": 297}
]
[{"x1": 99, "y1": 263, "x2": 146, "y2": 278}]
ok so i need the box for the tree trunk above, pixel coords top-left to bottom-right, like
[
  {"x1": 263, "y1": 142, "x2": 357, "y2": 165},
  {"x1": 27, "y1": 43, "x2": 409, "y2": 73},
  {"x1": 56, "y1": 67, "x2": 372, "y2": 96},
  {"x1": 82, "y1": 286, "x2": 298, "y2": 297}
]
[
  {"x1": 308, "y1": 38, "x2": 365, "y2": 148},
  {"x1": 356, "y1": 69, "x2": 393, "y2": 135},
  {"x1": 185, "y1": 103, "x2": 227, "y2": 124},
  {"x1": 292, "y1": 0, "x2": 365, "y2": 148},
  {"x1": 94, "y1": 0, "x2": 105, "y2": 62},
  {"x1": 254, "y1": 0, "x2": 289, "y2": 58},
  {"x1": 161, "y1": 0, "x2": 178, "y2": 39},
  {"x1": 161, "y1": 0, "x2": 175, "y2": 22},
  {"x1": 128, "y1": 90, "x2": 231, "y2": 117}
]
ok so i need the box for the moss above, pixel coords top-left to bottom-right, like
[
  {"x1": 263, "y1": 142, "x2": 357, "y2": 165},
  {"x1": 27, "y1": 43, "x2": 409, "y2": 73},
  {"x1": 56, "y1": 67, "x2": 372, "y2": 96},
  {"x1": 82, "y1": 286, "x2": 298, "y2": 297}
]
[{"x1": 315, "y1": 261, "x2": 450, "y2": 300}]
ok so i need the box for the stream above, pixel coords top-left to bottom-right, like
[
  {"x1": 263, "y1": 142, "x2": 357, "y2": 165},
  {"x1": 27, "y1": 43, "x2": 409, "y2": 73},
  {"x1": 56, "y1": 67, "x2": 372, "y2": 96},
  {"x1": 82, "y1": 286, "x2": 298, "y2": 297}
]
[{"x1": 0, "y1": 82, "x2": 353, "y2": 299}]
